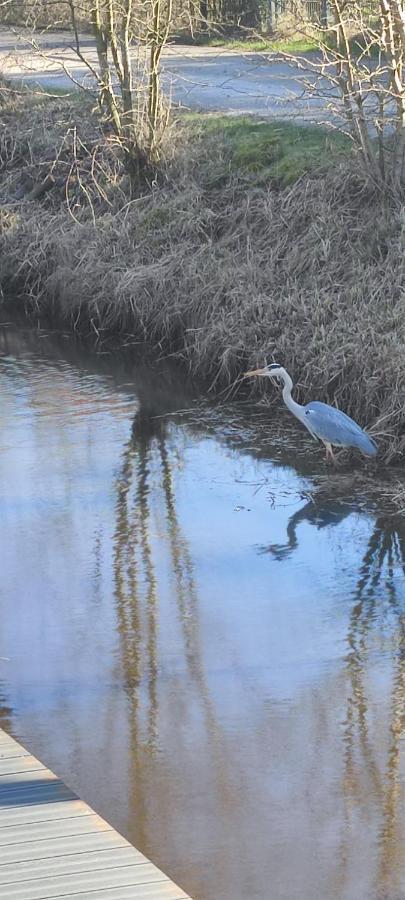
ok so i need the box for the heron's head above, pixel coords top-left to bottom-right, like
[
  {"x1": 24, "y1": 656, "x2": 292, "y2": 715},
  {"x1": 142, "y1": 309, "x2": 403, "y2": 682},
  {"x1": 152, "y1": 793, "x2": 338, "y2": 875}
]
[{"x1": 244, "y1": 362, "x2": 286, "y2": 385}]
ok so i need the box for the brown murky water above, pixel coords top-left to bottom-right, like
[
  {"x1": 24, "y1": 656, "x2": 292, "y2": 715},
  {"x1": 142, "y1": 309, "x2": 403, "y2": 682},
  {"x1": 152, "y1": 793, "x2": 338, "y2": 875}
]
[{"x1": 1, "y1": 320, "x2": 405, "y2": 900}]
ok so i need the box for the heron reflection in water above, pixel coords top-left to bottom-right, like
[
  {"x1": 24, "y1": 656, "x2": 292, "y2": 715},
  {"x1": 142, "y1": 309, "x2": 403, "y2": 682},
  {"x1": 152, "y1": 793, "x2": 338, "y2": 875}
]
[{"x1": 260, "y1": 497, "x2": 353, "y2": 560}]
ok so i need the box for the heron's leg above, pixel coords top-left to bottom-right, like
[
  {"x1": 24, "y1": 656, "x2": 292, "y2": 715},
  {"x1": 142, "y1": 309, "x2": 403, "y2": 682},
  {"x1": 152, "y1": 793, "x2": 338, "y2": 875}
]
[{"x1": 323, "y1": 441, "x2": 336, "y2": 464}]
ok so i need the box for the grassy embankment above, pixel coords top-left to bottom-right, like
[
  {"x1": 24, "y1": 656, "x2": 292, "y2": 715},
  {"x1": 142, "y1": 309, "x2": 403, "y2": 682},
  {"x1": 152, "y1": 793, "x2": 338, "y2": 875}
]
[
  {"x1": 173, "y1": 30, "x2": 318, "y2": 52},
  {"x1": 0, "y1": 81, "x2": 404, "y2": 463},
  {"x1": 172, "y1": 27, "x2": 382, "y2": 55}
]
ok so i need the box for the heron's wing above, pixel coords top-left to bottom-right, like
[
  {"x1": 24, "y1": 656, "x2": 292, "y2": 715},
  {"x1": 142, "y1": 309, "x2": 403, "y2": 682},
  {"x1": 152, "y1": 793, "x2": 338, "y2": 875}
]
[{"x1": 304, "y1": 401, "x2": 377, "y2": 454}]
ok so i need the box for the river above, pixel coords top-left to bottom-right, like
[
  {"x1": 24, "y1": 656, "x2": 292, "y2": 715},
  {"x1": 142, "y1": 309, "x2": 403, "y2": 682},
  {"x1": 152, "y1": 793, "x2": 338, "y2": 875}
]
[{"x1": 0, "y1": 319, "x2": 404, "y2": 900}]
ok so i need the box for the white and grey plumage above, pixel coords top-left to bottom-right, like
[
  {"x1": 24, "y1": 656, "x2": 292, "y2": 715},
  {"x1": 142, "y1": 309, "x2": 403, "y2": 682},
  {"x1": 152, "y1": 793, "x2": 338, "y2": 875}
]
[{"x1": 244, "y1": 363, "x2": 377, "y2": 462}]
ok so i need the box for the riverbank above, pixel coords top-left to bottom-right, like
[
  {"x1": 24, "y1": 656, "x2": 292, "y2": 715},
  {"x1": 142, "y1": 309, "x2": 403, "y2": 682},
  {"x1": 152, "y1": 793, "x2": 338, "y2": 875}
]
[{"x1": 1, "y1": 80, "x2": 404, "y2": 463}]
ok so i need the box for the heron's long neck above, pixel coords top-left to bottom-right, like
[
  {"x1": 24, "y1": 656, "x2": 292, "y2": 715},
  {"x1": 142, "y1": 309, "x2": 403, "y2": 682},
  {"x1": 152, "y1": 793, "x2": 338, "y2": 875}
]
[{"x1": 280, "y1": 371, "x2": 305, "y2": 422}]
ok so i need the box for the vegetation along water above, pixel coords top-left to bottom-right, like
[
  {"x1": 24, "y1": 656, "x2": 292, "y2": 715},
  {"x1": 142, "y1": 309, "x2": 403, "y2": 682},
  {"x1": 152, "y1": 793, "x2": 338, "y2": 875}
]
[{"x1": 1, "y1": 80, "x2": 405, "y2": 469}]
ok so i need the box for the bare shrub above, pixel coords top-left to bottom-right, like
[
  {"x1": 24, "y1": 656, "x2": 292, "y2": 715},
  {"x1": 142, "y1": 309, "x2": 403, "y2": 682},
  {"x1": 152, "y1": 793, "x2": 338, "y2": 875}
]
[
  {"x1": 2, "y1": 0, "x2": 174, "y2": 177},
  {"x1": 0, "y1": 82, "x2": 130, "y2": 212},
  {"x1": 278, "y1": 0, "x2": 405, "y2": 188}
]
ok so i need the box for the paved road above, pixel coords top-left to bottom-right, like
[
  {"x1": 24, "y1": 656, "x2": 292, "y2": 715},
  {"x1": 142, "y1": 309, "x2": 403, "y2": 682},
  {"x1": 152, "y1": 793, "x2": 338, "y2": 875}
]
[{"x1": 0, "y1": 29, "x2": 333, "y2": 122}]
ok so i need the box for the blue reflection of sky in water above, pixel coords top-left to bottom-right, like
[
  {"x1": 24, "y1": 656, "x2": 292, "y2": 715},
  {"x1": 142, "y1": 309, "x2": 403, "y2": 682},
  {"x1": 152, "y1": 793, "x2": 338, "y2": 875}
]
[{"x1": 0, "y1": 324, "x2": 405, "y2": 900}]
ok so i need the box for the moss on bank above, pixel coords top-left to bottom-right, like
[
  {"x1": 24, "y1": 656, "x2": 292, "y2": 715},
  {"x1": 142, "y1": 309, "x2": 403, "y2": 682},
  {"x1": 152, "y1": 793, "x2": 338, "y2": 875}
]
[{"x1": 0, "y1": 82, "x2": 404, "y2": 462}]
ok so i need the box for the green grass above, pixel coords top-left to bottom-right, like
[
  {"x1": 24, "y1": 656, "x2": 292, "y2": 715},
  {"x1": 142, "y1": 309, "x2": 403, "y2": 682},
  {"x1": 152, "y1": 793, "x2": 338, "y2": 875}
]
[
  {"x1": 182, "y1": 113, "x2": 351, "y2": 186},
  {"x1": 216, "y1": 33, "x2": 382, "y2": 57},
  {"x1": 201, "y1": 35, "x2": 318, "y2": 53},
  {"x1": 173, "y1": 28, "x2": 383, "y2": 57}
]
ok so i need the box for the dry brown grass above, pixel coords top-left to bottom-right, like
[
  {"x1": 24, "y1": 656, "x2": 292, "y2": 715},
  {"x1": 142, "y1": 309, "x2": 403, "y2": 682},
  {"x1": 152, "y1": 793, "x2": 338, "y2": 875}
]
[
  {"x1": 1, "y1": 82, "x2": 405, "y2": 463},
  {"x1": 0, "y1": 82, "x2": 131, "y2": 207}
]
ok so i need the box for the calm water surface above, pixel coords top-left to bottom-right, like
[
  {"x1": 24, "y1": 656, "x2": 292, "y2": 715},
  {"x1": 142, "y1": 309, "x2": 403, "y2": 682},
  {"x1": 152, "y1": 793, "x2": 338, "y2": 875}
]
[{"x1": 1, "y1": 322, "x2": 405, "y2": 900}]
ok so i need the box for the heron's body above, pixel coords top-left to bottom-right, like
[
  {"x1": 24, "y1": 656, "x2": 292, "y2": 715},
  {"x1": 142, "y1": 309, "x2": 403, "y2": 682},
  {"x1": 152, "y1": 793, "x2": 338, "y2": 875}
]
[
  {"x1": 244, "y1": 363, "x2": 377, "y2": 461},
  {"x1": 302, "y1": 401, "x2": 377, "y2": 456}
]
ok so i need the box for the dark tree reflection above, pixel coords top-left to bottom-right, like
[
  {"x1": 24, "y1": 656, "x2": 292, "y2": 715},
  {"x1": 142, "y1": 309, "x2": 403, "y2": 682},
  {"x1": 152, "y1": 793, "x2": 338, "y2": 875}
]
[
  {"x1": 258, "y1": 495, "x2": 405, "y2": 897},
  {"x1": 344, "y1": 516, "x2": 405, "y2": 898},
  {"x1": 113, "y1": 401, "x2": 229, "y2": 851}
]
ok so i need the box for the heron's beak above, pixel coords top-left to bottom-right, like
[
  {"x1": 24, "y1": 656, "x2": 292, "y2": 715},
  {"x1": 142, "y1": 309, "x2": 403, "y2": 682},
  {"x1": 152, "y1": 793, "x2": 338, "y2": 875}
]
[{"x1": 243, "y1": 368, "x2": 268, "y2": 378}]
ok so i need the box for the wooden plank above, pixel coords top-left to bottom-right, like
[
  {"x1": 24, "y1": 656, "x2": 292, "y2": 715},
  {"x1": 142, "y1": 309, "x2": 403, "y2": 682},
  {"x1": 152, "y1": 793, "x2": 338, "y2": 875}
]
[
  {"x1": 0, "y1": 733, "x2": 25, "y2": 745},
  {"x1": 0, "y1": 782, "x2": 74, "y2": 806},
  {"x1": 1, "y1": 862, "x2": 172, "y2": 898},
  {"x1": 0, "y1": 758, "x2": 45, "y2": 777},
  {"x1": 0, "y1": 830, "x2": 127, "y2": 864},
  {"x1": 0, "y1": 798, "x2": 92, "y2": 827},
  {"x1": 0, "y1": 728, "x2": 192, "y2": 900},
  {"x1": 0, "y1": 814, "x2": 112, "y2": 846},
  {"x1": 0, "y1": 744, "x2": 44, "y2": 767},
  {"x1": 0, "y1": 770, "x2": 56, "y2": 787},
  {"x1": 0, "y1": 738, "x2": 27, "y2": 753},
  {"x1": 0, "y1": 846, "x2": 143, "y2": 882},
  {"x1": 39, "y1": 887, "x2": 189, "y2": 900},
  {"x1": 0, "y1": 748, "x2": 30, "y2": 760}
]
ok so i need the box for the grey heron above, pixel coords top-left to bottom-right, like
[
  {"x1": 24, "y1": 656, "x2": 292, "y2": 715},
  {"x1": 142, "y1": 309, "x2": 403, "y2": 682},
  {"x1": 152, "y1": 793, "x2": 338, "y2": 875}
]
[{"x1": 244, "y1": 363, "x2": 377, "y2": 462}]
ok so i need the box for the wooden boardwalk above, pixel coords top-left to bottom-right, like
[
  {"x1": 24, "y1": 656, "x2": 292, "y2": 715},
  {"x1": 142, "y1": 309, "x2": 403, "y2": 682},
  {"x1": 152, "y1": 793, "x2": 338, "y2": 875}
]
[{"x1": 0, "y1": 727, "x2": 192, "y2": 900}]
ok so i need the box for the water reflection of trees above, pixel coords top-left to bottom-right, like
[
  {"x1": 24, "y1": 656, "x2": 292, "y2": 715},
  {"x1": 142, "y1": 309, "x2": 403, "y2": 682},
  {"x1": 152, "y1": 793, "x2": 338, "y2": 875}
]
[
  {"x1": 261, "y1": 497, "x2": 405, "y2": 896},
  {"x1": 113, "y1": 403, "x2": 227, "y2": 849},
  {"x1": 344, "y1": 516, "x2": 405, "y2": 898}
]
